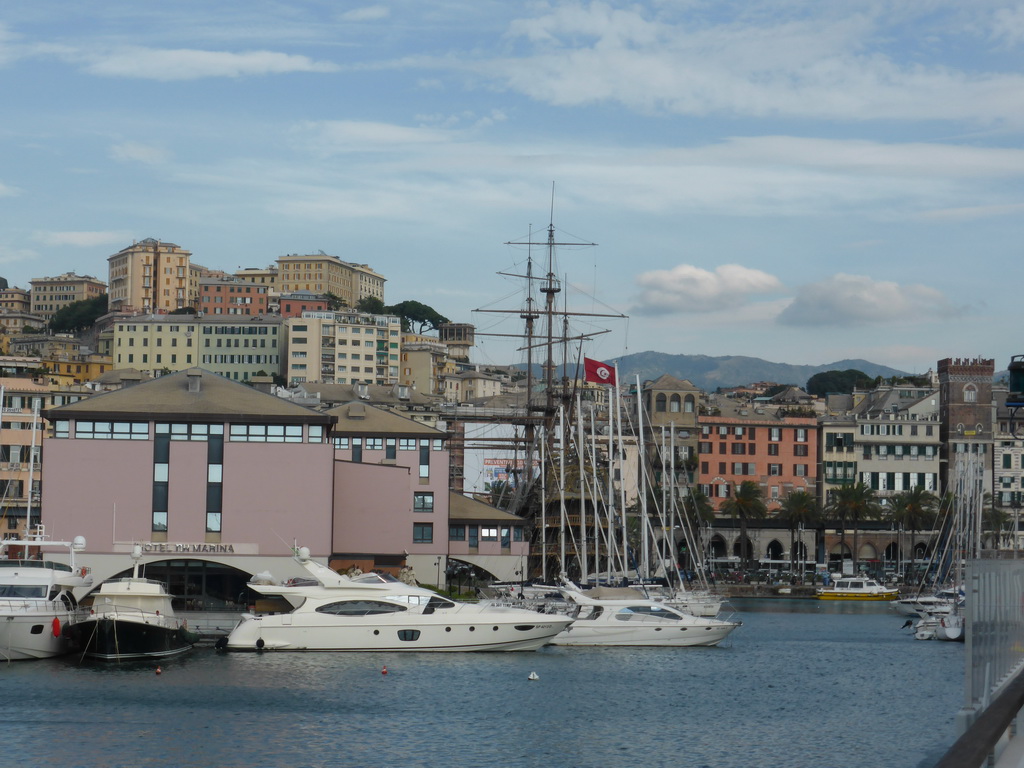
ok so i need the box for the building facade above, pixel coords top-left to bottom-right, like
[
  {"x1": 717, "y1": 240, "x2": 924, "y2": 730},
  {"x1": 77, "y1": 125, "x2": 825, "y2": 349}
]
[
  {"x1": 29, "y1": 272, "x2": 106, "y2": 322},
  {"x1": 199, "y1": 277, "x2": 269, "y2": 316},
  {"x1": 284, "y1": 311, "x2": 400, "y2": 386},
  {"x1": 107, "y1": 239, "x2": 195, "y2": 313},
  {"x1": 276, "y1": 253, "x2": 385, "y2": 308}
]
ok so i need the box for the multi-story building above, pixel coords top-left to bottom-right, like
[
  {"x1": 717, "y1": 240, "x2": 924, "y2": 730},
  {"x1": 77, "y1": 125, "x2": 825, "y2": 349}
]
[
  {"x1": 43, "y1": 353, "x2": 113, "y2": 387},
  {"x1": 29, "y1": 272, "x2": 106, "y2": 322},
  {"x1": 850, "y1": 383, "x2": 941, "y2": 499},
  {"x1": 113, "y1": 314, "x2": 283, "y2": 382},
  {"x1": 643, "y1": 374, "x2": 701, "y2": 487},
  {"x1": 0, "y1": 286, "x2": 31, "y2": 315},
  {"x1": 938, "y1": 356, "x2": 995, "y2": 494},
  {"x1": 284, "y1": 310, "x2": 400, "y2": 386},
  {"x1": 0, "y1": 378, "x2": 52, "y2": 537},
  {"x1": 107, "y1": 239, "x2": 195, "y2": 313},
  {"x1": 440, "y1": 370, "x2": 504, "y2": 403},
  {"x1": 993, "y1": 386, "x2": 1024, "y2": 521},
  {"x1": 400, "y1": 337, "x2": 451, "y2": 397},
  {"x1": 198, "y1": 277, "x2": 269, "y2": 316},
  {"x1": 278, "y1": 291, "x2": 330, "y2": 318},
  {"x1": 697, "y1": 405, "x2": 818, "y2": 512},
  {"x1": 234, "y1": 265, "x2": 278, "y2": 295},
  {"x1": 276, "y1": 253, "x2": 385, "y2": 308}
]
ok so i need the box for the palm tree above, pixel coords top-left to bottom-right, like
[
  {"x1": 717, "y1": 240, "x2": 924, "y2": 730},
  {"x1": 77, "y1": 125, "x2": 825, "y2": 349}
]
[
  {"x1": 885, "y1": 487, "x2": 938, "y2": 580},
  {"x1": 720, "y1": 480, "x2": 767, "y2": 570},
  {"x1": 827, "y1": 482, "x2": 880, "y2": 574},
  {"x1": 777, "y1": 490, "x2": 821, "y2": 580}
]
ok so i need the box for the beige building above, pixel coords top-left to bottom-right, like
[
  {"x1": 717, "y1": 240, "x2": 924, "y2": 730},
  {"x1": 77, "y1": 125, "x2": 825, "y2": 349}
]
[
  {"x1": 29, "y1": 272, "x2": 106, "y2": 322},
  {"x1": 276, "y1": 253, "x2": 385, "y2": 307},
  {"x1": 234, "y1": 265, "x2": 279, "y2": 295},
  {"x1": 440, "y1": 370, "x2": 504, "y2": 403},
  {"x1": 0, "y1": 312, "x2": 46, "y2": 335},
  {"x1": 284, "y1": 310, "x2": 400, "y2": 386},
  {"x1": 400, "y1": 336, "x2": 453, "y2": 396},
  {"x1": 0, "y1": 287, "x2": 31, "y2": 315},
  {"x1": 113, "y1": 314, "x2": 283, "y2": 382},
  {"x1": 108, "y1": 239, "x2": 195, "y2": 313}
]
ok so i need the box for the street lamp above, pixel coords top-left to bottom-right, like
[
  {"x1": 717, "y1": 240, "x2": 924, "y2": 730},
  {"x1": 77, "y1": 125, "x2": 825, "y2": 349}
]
[{"x1": 435, "y1": 556, "x2": 442, "y2": 589}]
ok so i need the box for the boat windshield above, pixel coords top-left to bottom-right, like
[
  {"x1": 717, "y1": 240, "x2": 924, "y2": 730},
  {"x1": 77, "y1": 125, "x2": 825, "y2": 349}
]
[
  {"x1": 615, "y1": 605, "x2": 682, "y2": 621},
  {"x1": 350, "y1": 573, "x2": 400, "y2": 584},
  {"x1": 0, "y1": 585, "x2": 47, "y2": 598},
  {"x1": 316, "y1": 600, "x2": 408, "y2": 616}
]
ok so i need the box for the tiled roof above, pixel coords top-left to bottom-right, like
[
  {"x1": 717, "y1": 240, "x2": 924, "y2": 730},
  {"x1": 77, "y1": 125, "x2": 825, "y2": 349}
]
[
  {"x1": 325, "y1": 401, "x2": 445, "y2": 436},
  {"x1": 448, "y1": 492, "x2": 528, "y2": 523}
]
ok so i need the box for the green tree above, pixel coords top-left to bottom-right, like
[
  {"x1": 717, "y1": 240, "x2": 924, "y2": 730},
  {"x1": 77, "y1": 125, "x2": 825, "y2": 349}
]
[
  {"x1": 720, "y1": 480, "x2": 767, "y2": 569},
  {"x1": 325, "y1": 292, "x2": 348, "y2": 310},
  {"x1": 805, "y1": 369, "x2": 874, "y2": 397},
  {"x1": 356, "y1": 296, "x2": 386, "y2": 314},
  {"x1": 47, "y1": 294, "x2": 109, "y2": 333},
  {"x1": 777, "y1": 490, "x2": 821, "y2": 578},
  {"x1": 885, "y1": 486, "x2": 938, "y2": 570},
  {"x1": 827, "y1": 482, "x2": 880, "y2": 573},
  {"x1": 387, "y1": 300, "x2": 450, "y2": 333}
]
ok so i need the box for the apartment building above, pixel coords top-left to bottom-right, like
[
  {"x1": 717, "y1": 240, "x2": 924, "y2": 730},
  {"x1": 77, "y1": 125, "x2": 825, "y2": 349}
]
[
  {"x1": 29, "y1": 272, "x2": 106, "y2": 322},
  {"x1": 400, "y1": 337, "x2": 451, "y2": 397},
  {"x1": 113, "y1": 314, "x2": 282, "y2": 382},
  {"x1": 107, "y1": 239, "x2": 195, "y2": 313},
  {"x1": 0, "y1": 378, "x2": 51, "y2": 536},
  {"x1": 276, "y1": 253, "x2": 385, "y2": 307},
  {"x1": 234, "y1": 265, "x2": 278, "y2": 295},
  {"x1": 698, "y1": 404, "x2": 818, "y2": 512},
  {"x1": 0, "y1": 286, "x2": 31, "y2": 315},
  {"x1": 198, "y1": 277, "x2": 269, "y2": 316},
  {"x1": 279, "y1": 291, "x2": 329, "y2": 318},
  {"x1": 284, "y1": 310, "x2": 400, "y2": 386},
  {"x1": 993, "y1": 387, "x2": 1024, "y2": 514}
]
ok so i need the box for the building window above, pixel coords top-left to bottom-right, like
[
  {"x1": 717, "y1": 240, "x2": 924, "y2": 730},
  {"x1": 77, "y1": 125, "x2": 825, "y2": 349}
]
[
  {"x1": 481, "y1": 527, "x2": 499, "y2": 541},
  {"x1": 413, "y1": 492, "x2": 434, "y2": 513},
  {"x1": 413, "y1": 523, "x2": 433, "y2": 544},
  {"x1": 794, "y1": 445, "x2": 809, "y2": 457},
  {"x1": 419, "y1": 439, "x2": 429, "y2": 478},
  {"x1": 449, "y1": 525, "x2": 466, "y2": 541}
]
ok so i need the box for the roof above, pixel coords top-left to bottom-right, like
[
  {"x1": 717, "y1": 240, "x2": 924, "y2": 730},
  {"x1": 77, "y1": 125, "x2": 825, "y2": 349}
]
[
  {"x1": 643, "y1": 374, "x2": 699, "y2": 392},
  {"x1": 448, "y1": 492, "x2": 528, "y2": 523},
  {"x1": 45, "y1": 368, "x2": 331, "y2": 424},
  {"x1": 325, "y1": 401, "x2": 444, "y2": 436},
  {"x1": 297, "y1": 382, "x2": 440, "y2": 408}
]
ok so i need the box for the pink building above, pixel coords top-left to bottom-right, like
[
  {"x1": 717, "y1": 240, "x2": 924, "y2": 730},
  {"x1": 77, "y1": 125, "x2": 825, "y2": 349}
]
[
  {"x1": 279, "y1": 292, "x2": 329, "y2": 318},
  {"x1": 199, "y1": 278, "x2": 269, "y2": 316},
  {"x1": 41, "y1": 369, "x2": 335, "y2": 603}
]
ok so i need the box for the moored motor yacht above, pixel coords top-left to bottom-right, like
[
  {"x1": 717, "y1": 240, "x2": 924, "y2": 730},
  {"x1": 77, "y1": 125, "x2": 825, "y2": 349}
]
[
  {"x1": 892, "y1": 587, "x2": 962, "y2": 618},
  {"x1": 816, "y1": 577, "x2": 899, "y2": 601},
  {"x1": 223, "y1": 547, "x2": 573, "y2": 652},
  {"x1": 0, "y1": 529, "x2": 92, "y2": 660},
  {"x1": 547, "y1": 583, "x2": 740, "y2": 648},
  {"x1": 64, "y1": 544, "x2": 199, "y2": 661}
]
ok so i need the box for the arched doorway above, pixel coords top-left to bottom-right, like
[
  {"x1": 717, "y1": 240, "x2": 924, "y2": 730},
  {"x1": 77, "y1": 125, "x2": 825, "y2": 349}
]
[
  {"x1": 103, "y1": 558, "x2": 254, "y2": 612},
  {"x1": 766, "y1": 539, "x2": 785, "y2": 573},
  {"x1": 828, "y1": 542, "x2": 852, "y2": 574}
]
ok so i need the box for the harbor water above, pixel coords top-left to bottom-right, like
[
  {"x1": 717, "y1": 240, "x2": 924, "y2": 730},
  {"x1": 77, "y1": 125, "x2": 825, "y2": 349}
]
[{"x1": 2, "y1": 598, "x2": 961, "y2": 768}]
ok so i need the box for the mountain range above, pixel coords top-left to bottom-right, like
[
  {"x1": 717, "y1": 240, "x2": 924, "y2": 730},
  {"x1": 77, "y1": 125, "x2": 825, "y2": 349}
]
[{"x1": 607, "y1": 352, "x2": 909, "y2": 391}]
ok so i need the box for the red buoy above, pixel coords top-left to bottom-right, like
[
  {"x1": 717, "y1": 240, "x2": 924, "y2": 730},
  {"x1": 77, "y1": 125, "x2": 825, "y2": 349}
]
[
  {"x1": 381, "y1": 665, "x2": 388, "y2": 676},
  {"x1": 156, "y1": 666, "x2": 162, "y2": 675},
  {"x1": 52, "y1": 617, "x2": 60, "y2": 638}
]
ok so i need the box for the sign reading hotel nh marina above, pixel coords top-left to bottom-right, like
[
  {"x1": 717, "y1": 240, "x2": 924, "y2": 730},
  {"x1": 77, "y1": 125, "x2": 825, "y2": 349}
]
[{"x1": 113, "y1": 542, "x2": 260, "y2": 555}]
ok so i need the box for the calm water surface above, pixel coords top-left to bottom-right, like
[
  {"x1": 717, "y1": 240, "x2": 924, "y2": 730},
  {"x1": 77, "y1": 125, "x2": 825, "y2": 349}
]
[{"x1": 1, "y1": 599, "x2": 962, "y2": 768}]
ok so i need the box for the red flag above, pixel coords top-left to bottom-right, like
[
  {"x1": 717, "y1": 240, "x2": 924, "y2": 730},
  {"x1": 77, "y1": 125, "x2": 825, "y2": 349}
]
[{"x1": 584, "y1": 357, "x2": 617, "y2": 385}]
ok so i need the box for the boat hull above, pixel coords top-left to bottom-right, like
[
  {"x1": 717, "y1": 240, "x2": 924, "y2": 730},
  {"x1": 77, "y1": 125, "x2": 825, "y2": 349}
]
[
  {"x1": 65, "y1": 617, "x2": 196, "y2": 661},
  {"x1": 0, "y1": 608, "x2": 74, "y2": 660},
  {"x1": 551, "y1": 620, "x2": 738, "y2": 647},
  {"x1": 816, "y1": 592, "x2": 898, "y2": 601},
  {"x1": 225, "y1": 613, "x2": 571, "y2": 652}
]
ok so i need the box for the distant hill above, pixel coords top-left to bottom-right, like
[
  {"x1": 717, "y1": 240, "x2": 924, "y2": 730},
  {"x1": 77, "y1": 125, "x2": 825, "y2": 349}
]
[{"x1": 609, "y1": 351, "x2": 908, "y2": 391}]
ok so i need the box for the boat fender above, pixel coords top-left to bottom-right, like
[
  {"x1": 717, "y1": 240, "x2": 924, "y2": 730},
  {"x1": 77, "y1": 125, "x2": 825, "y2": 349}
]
[
  {"x1": 52, "y1": 617, "x2": 61, "y2": 637},
  {"x1": 255, "y1": 637, "x2": 265, "y2": 650},
  {"x1": 214, "y1": 636, "x2": 228, "y2": 650}
]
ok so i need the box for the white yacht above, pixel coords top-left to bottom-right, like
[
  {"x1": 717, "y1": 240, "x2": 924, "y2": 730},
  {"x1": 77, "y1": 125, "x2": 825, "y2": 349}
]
[
  {"x1": 816, "y1": 577, "x2": 899, "y2": 601},
  {"x1": 892, "y1": 587, "x2": 961, "y2": 618},
  {"x1": 548, "y1": 584, "x2": 740, "y2": 648},
  {"x1": 223, "y1": 548, "x2": 573, "y2": 652},
  {"x1": 0, "y1": 530, "x2": 92, "y2": 660}
]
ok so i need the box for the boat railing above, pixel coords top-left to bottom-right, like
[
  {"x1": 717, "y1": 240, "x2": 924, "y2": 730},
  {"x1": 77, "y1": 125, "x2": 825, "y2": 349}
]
[
  {"x1": 77, "y1": 604, "x2": 185, "y2": 628},
  {"x1": 0, "y1": 597, "x2": 58, "y2": 611}
]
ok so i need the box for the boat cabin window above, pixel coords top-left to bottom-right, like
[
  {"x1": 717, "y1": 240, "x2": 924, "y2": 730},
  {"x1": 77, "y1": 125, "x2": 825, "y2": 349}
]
[
  {"x1": 316, "y1": 600, "x2": 408, "y2": 616},
  {"x1": 0, "y1": 585, "x2": 46, "y2": 598},
  {"x1": 615, "y1": 605, "x2": 680, "y2": 621}
]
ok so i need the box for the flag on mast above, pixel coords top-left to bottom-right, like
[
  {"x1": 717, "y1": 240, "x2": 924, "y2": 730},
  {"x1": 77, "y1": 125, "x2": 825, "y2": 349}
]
[{"x1": 584, "y1": 357, "x2": 617, "y2": 385}]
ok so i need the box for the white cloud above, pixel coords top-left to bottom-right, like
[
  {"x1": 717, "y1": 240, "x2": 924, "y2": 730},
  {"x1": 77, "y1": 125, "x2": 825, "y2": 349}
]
[
  {"x1": 290, "y1": 120, "x2": 455, "y2": 156},
  {"x1": 0, "y1": 246, "x2": 38, "y2": 266},
  {"x1": 75, "y1": 47, "x2": 338, "y2": 81},
  {"x1": 632, "y1": 264, "x2": 783, "y2": 315},
  {"x1": 33, "y1": 230, "x2": 131, "y2": 247},
  {"x1": 0, "y1": 180, "x2": 19, "y2": 197},
  {"x1": 110, "y1": 141, "x2": 170, "y2": 165},
  {"x1": 492, "y1": 3, "x2": 1024, "y2": 125},
  {"x1": 339, "y1": 6, "x2": 390, "y2": 23},
  {"x1": 992, "y1": 6, "x2": 1024, "y2": 47},
  {"x1": 778, "y1": 274, "x2": 964, "y2": 327}
]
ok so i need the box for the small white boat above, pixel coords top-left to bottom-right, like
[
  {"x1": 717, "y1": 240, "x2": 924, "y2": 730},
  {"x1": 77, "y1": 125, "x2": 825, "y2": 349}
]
[
  {"x1": 0, "y1": 530, "x2": 92, "y2": 660},
  {"x1": 548, "y1": 584, "x2": 740, "y2": 648},
  {"x1": 892, "y1": 587, "x2": 961, "y2": 618},
  {"x1": 224, "y1": 547, "x2": 573, "y2": 652},
  {"x1": 816, "y1": 577, "x2": 899, "y2": 601}
]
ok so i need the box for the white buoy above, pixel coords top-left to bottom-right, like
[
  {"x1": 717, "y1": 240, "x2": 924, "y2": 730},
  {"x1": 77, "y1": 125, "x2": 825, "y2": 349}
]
[{"x1": 527, "y1": 671, "x2": 539, "y2": 681}]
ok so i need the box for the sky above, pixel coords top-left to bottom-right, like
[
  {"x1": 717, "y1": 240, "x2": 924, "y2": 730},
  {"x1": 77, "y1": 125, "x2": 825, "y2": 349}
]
[{"x1": 2, "y1": 1, "x2": 1023, "y2": 376}]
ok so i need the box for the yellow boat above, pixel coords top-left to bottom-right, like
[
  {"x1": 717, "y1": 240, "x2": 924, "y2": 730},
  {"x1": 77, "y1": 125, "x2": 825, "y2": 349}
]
[{"x1": 816, "y1": 577, "x2": 899, "y2": 601}]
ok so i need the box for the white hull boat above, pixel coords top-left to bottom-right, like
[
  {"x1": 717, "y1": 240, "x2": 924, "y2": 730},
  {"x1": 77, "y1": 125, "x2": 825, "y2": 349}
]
[
  {"x1": 548, "y1": 584, "x2": 740, "y2": 648},
  {"x1": 892, "y1": 588, "x2": 962, "y2": 618},
  {"x1": 0, "y1": 531, "x2": 92, "y2": 661},
  {"x1": 225, "y1": 548, "x2": 573, "y2": 652}
]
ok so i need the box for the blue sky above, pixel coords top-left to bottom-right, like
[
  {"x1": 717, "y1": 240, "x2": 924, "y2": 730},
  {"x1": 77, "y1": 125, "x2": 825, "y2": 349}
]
[{"x1": 2, "y1": 1, "x2": 1023, "y2": 376}]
